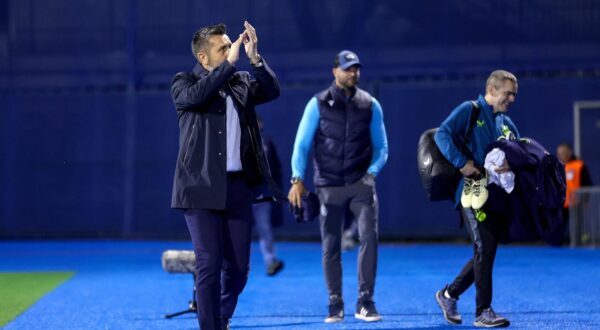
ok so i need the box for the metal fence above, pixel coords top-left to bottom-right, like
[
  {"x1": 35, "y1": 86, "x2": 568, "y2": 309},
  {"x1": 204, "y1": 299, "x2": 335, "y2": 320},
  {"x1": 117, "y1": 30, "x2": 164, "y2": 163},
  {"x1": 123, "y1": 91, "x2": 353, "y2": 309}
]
[{"x1": 570, "y1": 187, "x2": 600, "y2": 248}]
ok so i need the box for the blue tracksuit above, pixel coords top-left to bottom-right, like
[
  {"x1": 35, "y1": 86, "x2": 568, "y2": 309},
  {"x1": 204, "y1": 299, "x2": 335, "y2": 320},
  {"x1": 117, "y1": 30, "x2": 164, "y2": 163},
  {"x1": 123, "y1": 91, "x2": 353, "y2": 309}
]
[
  {"x1": 437, "y1": 94, "x2": 521, "y2": 316},
  {"x1": 434, "y1": 94, "x2": 520, "y2": 206}
]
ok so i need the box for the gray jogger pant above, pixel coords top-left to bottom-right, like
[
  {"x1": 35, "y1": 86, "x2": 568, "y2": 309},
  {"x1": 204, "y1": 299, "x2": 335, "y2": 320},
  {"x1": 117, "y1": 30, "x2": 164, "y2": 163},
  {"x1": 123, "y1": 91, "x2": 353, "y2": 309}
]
[{"x1": 316, "y1": 175, "x2": 379, "y2": 300}]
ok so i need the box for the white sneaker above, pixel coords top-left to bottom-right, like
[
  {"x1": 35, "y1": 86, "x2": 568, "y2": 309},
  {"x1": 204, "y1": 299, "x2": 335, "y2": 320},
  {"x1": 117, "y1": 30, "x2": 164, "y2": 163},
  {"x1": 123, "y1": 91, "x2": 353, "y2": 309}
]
[
  {"x1": 461, "y1": 177, "x2": 475, "y2": 208},
  {"x1": 471, "y1": 173, "x2": 489, "y2": 210}
]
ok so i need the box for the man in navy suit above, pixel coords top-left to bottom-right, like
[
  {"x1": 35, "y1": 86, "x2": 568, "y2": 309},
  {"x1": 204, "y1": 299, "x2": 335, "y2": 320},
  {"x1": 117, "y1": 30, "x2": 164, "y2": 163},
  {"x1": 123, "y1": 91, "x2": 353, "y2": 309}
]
[{"x1": 170, "y1": 21, "x2": 280, "y2": 330}]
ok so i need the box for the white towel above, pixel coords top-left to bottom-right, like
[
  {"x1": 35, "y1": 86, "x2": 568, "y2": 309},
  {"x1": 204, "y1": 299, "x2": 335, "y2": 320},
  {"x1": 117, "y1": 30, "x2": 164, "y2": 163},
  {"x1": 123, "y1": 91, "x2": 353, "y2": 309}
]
[{"x1": 484, "y1": 148, "x2": 515, "y2": 193}]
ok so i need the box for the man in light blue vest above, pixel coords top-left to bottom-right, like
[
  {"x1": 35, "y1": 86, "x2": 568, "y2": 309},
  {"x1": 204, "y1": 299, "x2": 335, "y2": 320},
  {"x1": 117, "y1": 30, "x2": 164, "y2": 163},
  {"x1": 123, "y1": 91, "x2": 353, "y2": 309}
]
[{"x1": 288, "y1": 50, "x2": 389, "y2": 324}]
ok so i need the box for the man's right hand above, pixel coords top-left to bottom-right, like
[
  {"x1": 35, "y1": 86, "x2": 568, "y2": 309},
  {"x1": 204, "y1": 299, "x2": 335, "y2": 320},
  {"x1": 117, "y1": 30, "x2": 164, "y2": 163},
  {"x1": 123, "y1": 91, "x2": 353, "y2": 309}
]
[
  {"x1": 460, "y1": 160, "x2": 481, "y2": 177},
  {"x1": 227, "y1": 31, "x2": 246, "y2": 65},
  {"x1": 288, "y1": 181, "x2": 306, "y2": 208}
]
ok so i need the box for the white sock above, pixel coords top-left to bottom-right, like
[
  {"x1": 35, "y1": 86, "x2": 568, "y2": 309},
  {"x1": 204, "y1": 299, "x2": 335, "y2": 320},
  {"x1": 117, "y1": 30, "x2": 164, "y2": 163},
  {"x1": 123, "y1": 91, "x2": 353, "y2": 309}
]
[{"x1": 444, "y1": 289, "x2": 452, "y2": 299}]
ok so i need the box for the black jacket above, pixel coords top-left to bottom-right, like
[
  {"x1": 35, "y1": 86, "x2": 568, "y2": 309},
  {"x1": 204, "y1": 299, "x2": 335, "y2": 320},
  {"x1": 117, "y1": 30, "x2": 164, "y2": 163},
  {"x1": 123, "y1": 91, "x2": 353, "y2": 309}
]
[{"x1": 170, "y1": 59, "x2": 280, "y2": 209}]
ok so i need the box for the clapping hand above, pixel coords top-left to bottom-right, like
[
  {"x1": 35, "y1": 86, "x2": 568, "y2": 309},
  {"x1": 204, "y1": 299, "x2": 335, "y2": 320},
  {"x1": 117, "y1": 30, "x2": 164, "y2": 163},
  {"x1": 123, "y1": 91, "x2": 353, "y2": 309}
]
[
  {"x1": 242, "y1": 21, "x2": 260, "y2": 64},
  {"x1": 227, "y1": 30, "x2": 247, "y2": 65}
]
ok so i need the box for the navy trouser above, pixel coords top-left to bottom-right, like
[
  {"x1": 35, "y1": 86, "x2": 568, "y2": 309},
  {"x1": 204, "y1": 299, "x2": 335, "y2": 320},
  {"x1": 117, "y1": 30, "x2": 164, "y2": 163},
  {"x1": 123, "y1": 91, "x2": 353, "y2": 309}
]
[
  {"x1": 252, "y1": 202, "x2": 276, "y2": 266},
  {"x1": 184, "y1": 173, "x2": 254, "y2": 330}
]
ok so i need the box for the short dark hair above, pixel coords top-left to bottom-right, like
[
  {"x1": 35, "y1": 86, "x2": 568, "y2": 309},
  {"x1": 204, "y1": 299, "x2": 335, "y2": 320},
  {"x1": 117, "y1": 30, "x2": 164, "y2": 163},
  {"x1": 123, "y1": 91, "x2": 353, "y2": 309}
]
[{"x1": 191, "y1": 24, "x2": 227, "y2": 58}]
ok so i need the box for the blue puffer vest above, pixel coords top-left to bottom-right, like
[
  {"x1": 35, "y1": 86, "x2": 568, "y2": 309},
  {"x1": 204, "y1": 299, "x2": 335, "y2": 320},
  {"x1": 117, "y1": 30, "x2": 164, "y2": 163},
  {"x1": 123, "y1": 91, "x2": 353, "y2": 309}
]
[{"x1": 313, "y1": 84, "x2": 372, "y2": 186}]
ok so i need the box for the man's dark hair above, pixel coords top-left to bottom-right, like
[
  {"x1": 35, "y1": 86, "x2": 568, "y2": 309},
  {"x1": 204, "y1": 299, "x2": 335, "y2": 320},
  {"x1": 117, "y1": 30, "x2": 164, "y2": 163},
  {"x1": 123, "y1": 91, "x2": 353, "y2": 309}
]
[{"x1": 191, "y1": 24, "x2": 227, "y2": 58}]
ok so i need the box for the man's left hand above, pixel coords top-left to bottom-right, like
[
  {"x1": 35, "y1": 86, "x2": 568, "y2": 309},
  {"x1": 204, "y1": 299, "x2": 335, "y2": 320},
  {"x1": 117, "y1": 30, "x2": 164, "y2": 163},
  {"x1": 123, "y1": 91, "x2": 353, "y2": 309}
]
[{"x1": 243, "y1": 21, "x2": 260, "y2": 64}]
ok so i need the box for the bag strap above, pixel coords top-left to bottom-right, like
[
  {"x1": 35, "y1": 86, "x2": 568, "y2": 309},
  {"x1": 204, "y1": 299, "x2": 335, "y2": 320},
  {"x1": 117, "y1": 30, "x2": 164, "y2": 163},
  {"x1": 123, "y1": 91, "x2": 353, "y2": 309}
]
[
  {"x1": 454, "y1": 100, "x2": 481, "y2": 165},
  {"x1": 464, "y1": 100, "x2": 480, "y2": 145}
]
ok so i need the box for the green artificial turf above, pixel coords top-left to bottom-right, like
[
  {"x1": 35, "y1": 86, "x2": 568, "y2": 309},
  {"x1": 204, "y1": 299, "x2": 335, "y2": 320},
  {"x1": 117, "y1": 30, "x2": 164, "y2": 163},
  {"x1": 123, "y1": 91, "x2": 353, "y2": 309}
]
[{"x1": 0, "y1": 272, "x2": 75, "y2": 327}]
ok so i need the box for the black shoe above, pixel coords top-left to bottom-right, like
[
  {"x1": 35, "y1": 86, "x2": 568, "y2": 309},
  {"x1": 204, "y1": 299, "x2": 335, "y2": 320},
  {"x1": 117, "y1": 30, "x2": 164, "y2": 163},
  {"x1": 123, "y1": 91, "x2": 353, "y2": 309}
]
[
  {"x1": 267, "y1": 259, "x2": 284, "y2": 276},
  {"x1": 354, "y1": 299, "x2": 382, "y2": 322},
  {"x1": 324, "y1": 295, "x2": 344, "y2": 323},
  {"x1": 221, "y1": 317, "x2": 230, "y2": 330}
]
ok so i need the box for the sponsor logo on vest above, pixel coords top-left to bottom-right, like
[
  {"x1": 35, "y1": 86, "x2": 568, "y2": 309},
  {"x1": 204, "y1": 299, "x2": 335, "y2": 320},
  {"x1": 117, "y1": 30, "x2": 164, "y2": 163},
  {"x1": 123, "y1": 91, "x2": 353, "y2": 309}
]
[{"x1": 423, "y1": 157, "x2": 432, "y2": 167}]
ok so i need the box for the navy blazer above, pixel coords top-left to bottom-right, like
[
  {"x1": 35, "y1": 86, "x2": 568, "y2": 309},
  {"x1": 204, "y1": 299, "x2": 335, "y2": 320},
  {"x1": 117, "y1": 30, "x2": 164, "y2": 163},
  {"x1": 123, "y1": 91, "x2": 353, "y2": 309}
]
[{"x1": 170, "y1": 59, "x2": 280, "y2": 210}]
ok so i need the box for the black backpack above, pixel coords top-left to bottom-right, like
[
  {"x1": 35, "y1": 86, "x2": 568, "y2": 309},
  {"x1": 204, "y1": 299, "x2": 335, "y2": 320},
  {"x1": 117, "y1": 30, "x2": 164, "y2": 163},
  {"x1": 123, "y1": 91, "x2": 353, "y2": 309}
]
[{"x1": 417, "y1": 101, "x2": 480, "y2": 201}]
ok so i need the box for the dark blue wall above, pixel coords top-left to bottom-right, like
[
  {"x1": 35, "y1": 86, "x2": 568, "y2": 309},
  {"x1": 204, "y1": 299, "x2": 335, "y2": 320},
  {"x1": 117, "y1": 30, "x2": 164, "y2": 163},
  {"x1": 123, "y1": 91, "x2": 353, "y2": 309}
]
[{"x1": 1, "y1": 0, "x2": 599, "y2": 239}]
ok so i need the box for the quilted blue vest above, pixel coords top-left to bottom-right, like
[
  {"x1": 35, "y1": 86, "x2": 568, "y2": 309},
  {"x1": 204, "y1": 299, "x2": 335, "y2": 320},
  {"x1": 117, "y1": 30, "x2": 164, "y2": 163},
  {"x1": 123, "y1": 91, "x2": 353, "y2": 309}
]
[{"x1": 313, "y1": 84, "x2": 372, "y2": 186}]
